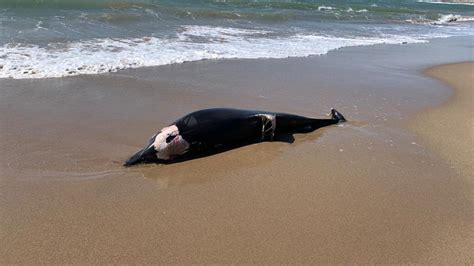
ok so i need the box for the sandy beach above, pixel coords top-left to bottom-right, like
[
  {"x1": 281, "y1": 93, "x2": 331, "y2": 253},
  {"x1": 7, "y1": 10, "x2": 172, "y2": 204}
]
[
  {"x1": 409, "y1": 61, "x2": 474, "y2": 263},
  {"x1": 412, "y1": 62, "x2": 473, "y2": 179},
  {"x1": 1, "y1": 37, "x2": 473, "y2": 264}
]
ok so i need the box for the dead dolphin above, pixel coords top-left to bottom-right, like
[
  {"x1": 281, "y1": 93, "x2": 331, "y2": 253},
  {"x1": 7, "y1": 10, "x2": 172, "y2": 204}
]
[{"x1": 124, "y1": 108, "x2": 346, "y2": 166}]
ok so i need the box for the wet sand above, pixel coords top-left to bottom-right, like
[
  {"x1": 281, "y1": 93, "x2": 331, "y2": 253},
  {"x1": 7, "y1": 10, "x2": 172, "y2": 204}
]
[{"x1": 1, "y1": 37, "x2": 473, "y2": 263}]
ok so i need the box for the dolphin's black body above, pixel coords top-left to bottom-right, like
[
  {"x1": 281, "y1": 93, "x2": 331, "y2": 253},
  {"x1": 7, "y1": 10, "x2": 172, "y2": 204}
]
[{"x1": 125, "y1": 108, "x2": 346, "y2": 166}]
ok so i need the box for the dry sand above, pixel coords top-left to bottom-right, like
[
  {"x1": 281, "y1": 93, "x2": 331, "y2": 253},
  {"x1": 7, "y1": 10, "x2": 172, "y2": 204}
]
[
  {"x1": 1, "y1": 40, "x2": 473, "y2": 264},
  {"x1": 408, "y1": 62, "x2": 474, "y2": 263},
  {"x1": 411, "y1": 62, "x2": 473, "y2": 179}
]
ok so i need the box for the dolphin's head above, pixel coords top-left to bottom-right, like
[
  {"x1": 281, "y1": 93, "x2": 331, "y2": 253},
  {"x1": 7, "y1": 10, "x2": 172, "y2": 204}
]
[{"x1": 124, "y1": 125, "x2": 190, "y2": 166}]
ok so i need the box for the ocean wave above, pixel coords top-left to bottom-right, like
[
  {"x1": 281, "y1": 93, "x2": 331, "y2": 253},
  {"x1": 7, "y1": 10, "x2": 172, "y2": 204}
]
[
  {"x1": 0, "y1": 0, "x2": 156, "y2": 9},
  {"x1": 317, "y1": 6, "x2": 336, "y2": 11},
  {"x1": 0, "y1": 25, "x2": 433, "y2": 79},
  {"x1": 436, "y1": 14, "x2": 474, "y2": 23},
  {"x1": 406, "y1": 14, "x2": 474, "y2": 25},
  {"x1": 346, "y1": 7, "x2": 368, "y2": 13},
  {"x1": 417, "y1": 0, "x2": 474, "y2": 5}
]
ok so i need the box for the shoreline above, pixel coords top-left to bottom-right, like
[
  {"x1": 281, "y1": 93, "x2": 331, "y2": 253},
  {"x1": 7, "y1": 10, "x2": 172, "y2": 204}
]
[
  {"x1": 1, "y1": 36, "x2": 473, "y2": 264},
  {"x1": 1, "y1": 35, "x2": 472, "y2": 81},
  {"x1": 411, "y1": 62, "x2": 473, "y2": 179},
  {"x1": 410, "y1": 62, "x2": 474, "y2": 262}
]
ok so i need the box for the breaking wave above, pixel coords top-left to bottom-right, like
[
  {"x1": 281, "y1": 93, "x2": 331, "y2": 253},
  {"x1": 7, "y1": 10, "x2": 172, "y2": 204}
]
[
  {"x1": 417, "y1": 0, "x2": 474, "y2": 5},
  {"x1": 0, "y1": 25, "x2": 433, "y2": 79}
]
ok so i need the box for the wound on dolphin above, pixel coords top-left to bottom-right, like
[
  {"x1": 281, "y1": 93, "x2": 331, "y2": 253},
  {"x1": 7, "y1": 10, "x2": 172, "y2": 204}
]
[{"x1": 124, "y1": 108, "x2": 346, "y2": 166}]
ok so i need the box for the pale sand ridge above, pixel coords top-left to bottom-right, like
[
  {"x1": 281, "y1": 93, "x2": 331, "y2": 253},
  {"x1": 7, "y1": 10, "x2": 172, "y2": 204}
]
[{"x1": 411, "y1": 62, "x2": 473, "y2": 179}]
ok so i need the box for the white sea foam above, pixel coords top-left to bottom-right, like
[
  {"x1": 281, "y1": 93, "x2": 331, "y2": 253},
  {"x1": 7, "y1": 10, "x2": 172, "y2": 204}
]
[
  {"x1": 417, "y1": 0, "x2": 474, "y2": 5},
  {"x1": 432, "y1": 14, "x2": 474, "y2": 24},
  {"x1": 0, "y1": 25, "x2": 447, "y2": 79},
  {"x1": 317, "y1": 6, "x2": 335, "y2": 11},
  {"x1": 457, "y1": 16, "x2": 474, "y2": 22},
  {"x1": 343, "y1": 7, "x2": 368, "y2": 12},
  {"x1": 437, "y1": 14, "x2": 462, "y2": 23},
  {"x1": 405, "y1": 13, "x2": 474, "y2": 25},
  {"x1": 179, "y1": 25, "x2": 270, "y2": 38}
]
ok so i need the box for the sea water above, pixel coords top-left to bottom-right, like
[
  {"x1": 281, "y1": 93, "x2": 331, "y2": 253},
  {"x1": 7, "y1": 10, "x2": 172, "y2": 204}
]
[{"x1": 0, "y1": 0, "x2": 472, "y2": 79}]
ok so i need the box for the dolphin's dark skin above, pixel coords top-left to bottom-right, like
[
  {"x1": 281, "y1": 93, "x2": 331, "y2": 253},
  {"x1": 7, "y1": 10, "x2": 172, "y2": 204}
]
[{"x1": 125, "y1": 108, "x2": 346, "y2": 166}]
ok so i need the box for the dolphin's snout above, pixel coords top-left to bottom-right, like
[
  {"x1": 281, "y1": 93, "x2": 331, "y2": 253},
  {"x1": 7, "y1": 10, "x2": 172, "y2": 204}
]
[
  {"x1": 124, "y1": 150, "x2": 142, "y2": 166},
  {"x1": 124, "y1": 145, "x2": 157, "y2": 167}
]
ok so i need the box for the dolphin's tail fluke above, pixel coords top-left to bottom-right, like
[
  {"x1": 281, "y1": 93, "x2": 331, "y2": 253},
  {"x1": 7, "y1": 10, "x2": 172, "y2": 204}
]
[{"x1": 331, "y1": 108, "x2": 346, "y2": 123}]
